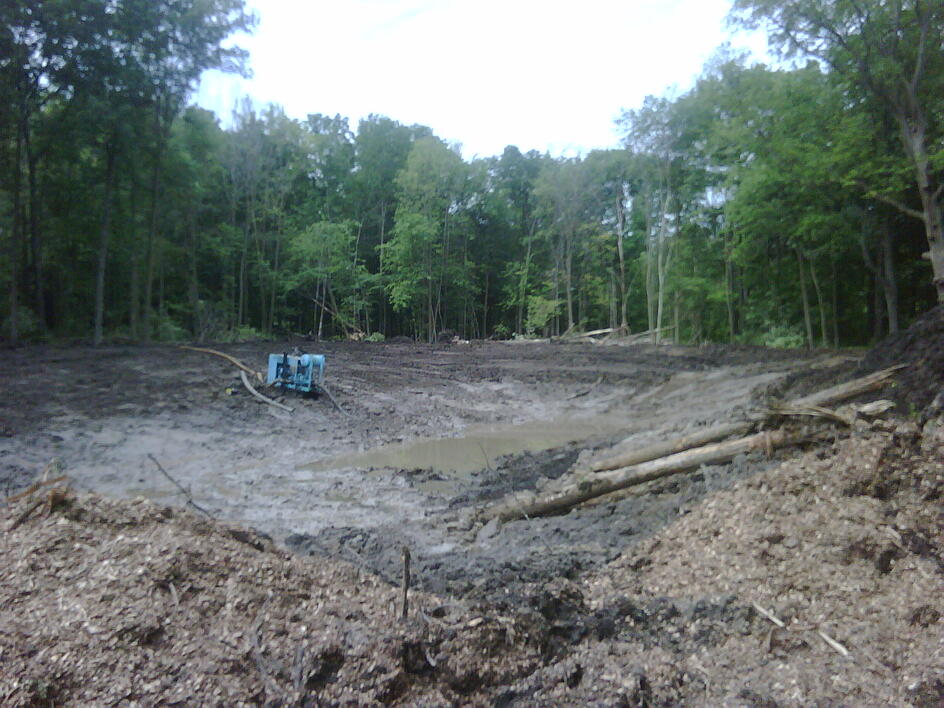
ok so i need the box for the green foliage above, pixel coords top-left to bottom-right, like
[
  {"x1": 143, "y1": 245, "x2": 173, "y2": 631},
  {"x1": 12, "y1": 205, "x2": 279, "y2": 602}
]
[
  {"x1": 525, "y1": 295, "x2": 562, "y2": 335},
  {"x1": 365, "y1": 332, "x2": 385, "y2": 342}
]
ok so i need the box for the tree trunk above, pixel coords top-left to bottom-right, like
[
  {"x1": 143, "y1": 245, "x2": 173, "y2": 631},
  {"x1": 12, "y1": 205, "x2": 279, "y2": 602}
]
[
  {"x1": 24, "y1": 128, "x2": 46, "y2": 333},
  {"x1": 9, "y1": 119, "x2": 23, "y2": 344},
  {"x1": 796, "y1": 249, "x2": 813, "y2": 349},
  {"x1": 94, "y1": 143, "x2": 117, "y2": 346},
  {"x1": 880, "y1": 221, "x2": 899, "y2": 334},
  {"x1": 615, "y1": 188, "x2": 628, "y2": 329},
  {"x1": 898, "y1": 112, "x2": 944, "y2": 303},
  {"x1": 187, "y1": 208, "x2": 200, "y2": 339},
  {"x1": 807, "y1": 257, "x2": 828, "y2": 348},
  {"x1": 142, "y1": 157, "x2": 161, "y2": 340}
]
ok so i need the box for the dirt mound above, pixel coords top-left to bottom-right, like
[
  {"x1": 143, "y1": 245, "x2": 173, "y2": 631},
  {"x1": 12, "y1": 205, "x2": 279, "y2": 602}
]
[{"x1": 859, "y1": 305, "x2": 944, "y2": 415}]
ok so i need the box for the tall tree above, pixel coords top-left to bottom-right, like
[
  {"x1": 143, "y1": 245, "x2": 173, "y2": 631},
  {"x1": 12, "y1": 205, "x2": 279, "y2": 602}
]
[{"x1": 732, "y1": 0, "x2": 944, "y2": 302}]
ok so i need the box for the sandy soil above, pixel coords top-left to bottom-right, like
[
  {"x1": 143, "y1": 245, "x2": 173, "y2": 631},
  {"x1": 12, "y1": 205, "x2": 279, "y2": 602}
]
[{"x1": 1, "y1": 332, "x2": 941, "y2": 706}]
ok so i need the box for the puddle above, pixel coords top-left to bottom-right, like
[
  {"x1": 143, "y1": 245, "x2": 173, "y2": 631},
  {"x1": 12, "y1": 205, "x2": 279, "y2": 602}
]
[{"x1": 303, "y1": 414, "x2": 630, "y2": 475}]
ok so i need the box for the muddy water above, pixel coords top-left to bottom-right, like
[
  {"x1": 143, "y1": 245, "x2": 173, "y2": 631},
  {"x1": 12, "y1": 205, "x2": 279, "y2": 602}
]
[{"x1": 302, "y1": 413, "x2": 631, "y2": 476}]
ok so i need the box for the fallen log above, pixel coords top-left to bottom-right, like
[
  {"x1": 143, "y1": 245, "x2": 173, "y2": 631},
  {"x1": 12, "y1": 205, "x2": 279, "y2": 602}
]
[
  {"x1": 486, "y1": 364, "x2": 907, "y2": 522},
  {"x1": 589, "y1": 364, "x2": 904, "y2": 475},
  {"x1": 488, "y1": 428, "x2": 806, "y2": 522},
  {"x1": 179, "y1": 345, "x2": 264, "y2": 384},
  {"x1": 787, "y1": 365, "x2": 905, "y2": 409},
  {"x1": 240, "y1": 370, "x2": 294, "y2": 414},
  {"x1": 589, "y1": 421, "x2": 754, "y2": 474}
]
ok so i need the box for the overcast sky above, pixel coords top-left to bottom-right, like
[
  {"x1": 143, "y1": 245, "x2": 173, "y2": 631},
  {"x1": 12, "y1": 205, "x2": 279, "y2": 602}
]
[{"x1": 195, "y1": 0, "x2": 766, "y2": 159}]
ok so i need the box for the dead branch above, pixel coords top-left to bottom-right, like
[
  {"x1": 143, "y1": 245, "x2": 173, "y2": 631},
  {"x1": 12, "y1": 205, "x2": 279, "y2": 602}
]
[
  {"x1": 766, "y1": 403, "x2": 855, "y2": 426},
  {"x1": 178, "y1": 345, "x2": 264, "y2": 384},
  {"x1": 147, "y1": 453, "x2": 213, "y2": 519},
  {"x1": 401, "y1": 546, "x2": 411, "y2": 620},
  {"x1": 5, "y1": 475, "x2": 68, "y2": 504},
  {"x1": 240, "y1": 370, "x2": 294, "y2": 414},
  {"x1": 7, "y1": 498, "x2": 44, "y2": 532},
  {"x1": 316, "y1": 381, "x2": 347, "y2": 416}
]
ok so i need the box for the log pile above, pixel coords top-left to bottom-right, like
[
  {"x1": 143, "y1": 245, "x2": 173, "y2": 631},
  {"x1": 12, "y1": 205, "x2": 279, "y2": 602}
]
[{"x1": 482, "y1": 365, "x2": 905, "y2": 523}]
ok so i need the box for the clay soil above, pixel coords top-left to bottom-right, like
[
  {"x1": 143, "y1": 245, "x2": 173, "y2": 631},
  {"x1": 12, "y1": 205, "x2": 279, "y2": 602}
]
[{"x1": 1, "y1": 333, "x2": 942, "y2": 706}]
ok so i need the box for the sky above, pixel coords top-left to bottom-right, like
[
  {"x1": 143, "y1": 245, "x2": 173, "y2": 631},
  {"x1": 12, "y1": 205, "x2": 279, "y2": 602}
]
[{"x1": 195, "y1": 0, "x2": 767, "y2": 159}]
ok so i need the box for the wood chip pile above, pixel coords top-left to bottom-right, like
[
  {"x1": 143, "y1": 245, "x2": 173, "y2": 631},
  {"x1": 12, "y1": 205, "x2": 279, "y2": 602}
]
[{"x1": 0, "y1": 495, "x2": 540, "y2": 707}]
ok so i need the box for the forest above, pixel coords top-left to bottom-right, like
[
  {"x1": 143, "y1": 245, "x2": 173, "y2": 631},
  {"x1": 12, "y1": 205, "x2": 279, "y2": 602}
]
[{"x1": 2, "y1": 0, "x2": 942, "y2": 347}]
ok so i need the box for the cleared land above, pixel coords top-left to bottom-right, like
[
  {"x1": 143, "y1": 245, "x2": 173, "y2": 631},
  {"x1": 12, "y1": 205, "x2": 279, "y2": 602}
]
[{"x1": 1, "y1": 321, "x2": 942, "y2": 706}]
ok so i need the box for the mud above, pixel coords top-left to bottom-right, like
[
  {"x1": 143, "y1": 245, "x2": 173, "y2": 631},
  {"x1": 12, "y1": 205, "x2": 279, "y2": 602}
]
[
  {"x1": 3, "y1": 336, "x2": 941, "y2": 706},
  {"x1": 1, "y1": 339, "x2": 818, "y2": 603}
]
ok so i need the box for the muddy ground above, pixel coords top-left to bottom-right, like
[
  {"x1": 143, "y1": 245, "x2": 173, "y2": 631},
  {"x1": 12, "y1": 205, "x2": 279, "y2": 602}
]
[{"x1": 1, "y1": 332, "x2": 942, "y2": 706}]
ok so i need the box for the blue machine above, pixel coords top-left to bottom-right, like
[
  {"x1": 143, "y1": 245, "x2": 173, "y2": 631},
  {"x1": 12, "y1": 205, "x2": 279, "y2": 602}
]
[{"x1": 266, "y1": 352, "x2": 325, "y2": 394}]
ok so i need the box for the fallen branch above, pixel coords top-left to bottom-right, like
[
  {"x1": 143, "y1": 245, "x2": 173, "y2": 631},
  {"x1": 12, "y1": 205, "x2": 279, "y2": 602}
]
[
  {"x1": 316, "y1": 382, "x2": 347, "y2": 416},
  {"x1": 7, "y1": 498, "x2": 45, "y2": 532},
  {"x1": 766, "y1": 403, "x2": 855, "y2": 426},
  {"x1": 147, "y1": 453, "x2": 213, "y2": 519},
  {"x1": 5, "y1": 474, "x2": 68, "y2": 504},
  {"x1": 178, "y1": 345, "x2": 264, "y2": 384},
  {"x1": 241, "y1": 370, "x2": 294, "y2": 414}
]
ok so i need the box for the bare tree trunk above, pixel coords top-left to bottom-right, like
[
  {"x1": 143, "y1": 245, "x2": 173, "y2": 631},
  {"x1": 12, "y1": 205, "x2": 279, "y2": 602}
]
[
  {"x1": 807, "y1": 257, "x2": 828, "y2": 347},
  {"x1": 615, "y1": 187, "x2": 628, "y2": 329},
  {"x1": 187, "y1": 208, "x2": 200, "y2": 339},
  {"x1": 796, "y1": 249, "x2": 813, "y2": 349},
  {"x1": 880, "y1": 221, "x2": 899, "y2": 334},
  {"x1": 8, "y1": 120, "x2": 23, "y2": 343},
  {"x1": 142, "y1": 156, "x2": 161, "y2": 340},
  {"x1": 898, "y1": 113, "x2": 944, "y2": 303},
  {"x1": 94, "y1": 142, "x2": 117, "y2": 346},
  {"x1": 726, "y1": 257, "x2": 736, "y2": 342},
  {"x1": 24, "y1": 129, "x2": 46, "y2": 333}
]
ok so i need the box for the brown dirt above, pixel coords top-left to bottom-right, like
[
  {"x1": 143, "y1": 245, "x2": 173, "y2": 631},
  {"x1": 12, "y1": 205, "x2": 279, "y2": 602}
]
[{"x1": 1, "y1": 334, "x2": 941, "y2": 706}]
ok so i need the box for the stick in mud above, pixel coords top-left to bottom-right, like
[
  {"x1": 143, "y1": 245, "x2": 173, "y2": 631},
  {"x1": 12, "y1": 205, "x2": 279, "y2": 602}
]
[
  {"x1": 147, "y1": 453, "x2": 214, "y2": 519},
  {"x1": 401, "y1": 546, "x2": 411, "y2": 620}
]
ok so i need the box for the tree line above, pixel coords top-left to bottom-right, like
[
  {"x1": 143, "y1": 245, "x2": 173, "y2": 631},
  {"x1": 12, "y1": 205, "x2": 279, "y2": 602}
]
[{"x1": 2, "y1": 0, "x2": 941, "y2": 347}]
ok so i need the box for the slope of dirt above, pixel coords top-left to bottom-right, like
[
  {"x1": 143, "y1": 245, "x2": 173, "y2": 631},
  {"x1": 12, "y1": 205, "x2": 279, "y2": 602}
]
[{"x1": 858, "y1": 305, "x2": 944, "y2": 417}]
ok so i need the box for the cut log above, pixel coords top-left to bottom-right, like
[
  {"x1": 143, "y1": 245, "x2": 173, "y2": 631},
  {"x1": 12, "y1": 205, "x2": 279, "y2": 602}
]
[
  {"x1": 488, "y1": 428, "x2": 805, "y2": 522},
  {"x1": 786, "y1": 365, "x2": 905, "y2": 409},
  {"x1": 589, "y1": 421, "x2": 753, "y2": 474}
]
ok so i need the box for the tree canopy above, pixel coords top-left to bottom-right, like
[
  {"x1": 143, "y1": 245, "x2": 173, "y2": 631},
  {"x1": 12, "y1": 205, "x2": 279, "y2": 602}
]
[{"x1": 1, "y1": 0, "x2": 939, "y2": 347}]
